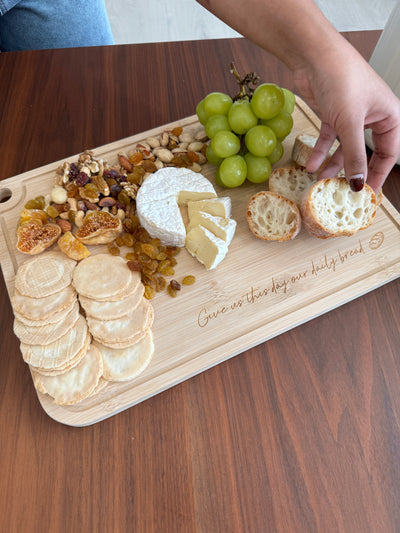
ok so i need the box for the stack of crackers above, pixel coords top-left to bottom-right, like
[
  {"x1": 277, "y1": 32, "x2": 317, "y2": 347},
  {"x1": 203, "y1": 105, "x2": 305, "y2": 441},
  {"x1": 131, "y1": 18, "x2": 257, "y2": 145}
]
[{"x1": 11, "y1": 251, "x2": 154, "y2": 406}]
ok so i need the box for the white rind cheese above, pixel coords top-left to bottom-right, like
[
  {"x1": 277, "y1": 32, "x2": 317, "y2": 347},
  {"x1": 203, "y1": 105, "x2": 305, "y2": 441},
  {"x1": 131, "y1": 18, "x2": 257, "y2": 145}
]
[
  {"x1": 187, "y1": 197, "x2": 232, "y2": 219},
  {"x1": 186, "y1": 211, "x2": 236, "y2": 245},
  {"x1": 185, "y1": 225, "x2": 229, "y2": 270},
  {"x1": 136, "y1": 167, "x2": 216, "y2": 247}
]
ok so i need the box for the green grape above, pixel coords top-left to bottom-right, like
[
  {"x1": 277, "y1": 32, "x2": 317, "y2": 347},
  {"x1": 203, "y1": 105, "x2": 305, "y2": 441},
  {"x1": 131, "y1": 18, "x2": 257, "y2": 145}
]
[
  {"x1": 282, "y1": 88, "x2": 296, "y2": 114},
  {"x1": 214, "y1": 167, "x2": 224, "y2": 187},
  {"x1": 267, "y1": 140, "x2": 284, "y2": 164},
  {"x1": 206, "y1": 143, "x2": 224, "y2": 167},
  {"x1": 261, "y1": 111, "x2": 293, "y2": 140},
  {"x1": 205, "y1": 114, "x2": 231, "y2": 139},
  {"x1": 228, "y1": 99, "x2": 258, "y2": 135},
  {"x1": 211, "y1": 130, "x2": 241, "y2": 158},
  {"x1": 219, "y1": 155, "x2": 247, "y2": 188},
  {"x1": 203, "y1": 92, "x2": 233, "y2": 116},
  {"x1": 245, "y1": 125, "x2": 276, "y2": 157},
  {"x1": 196, "y1": 99, "x2": 208, "y2": 125},
  {"x1": 244, "y1": 153, "x2": 271, "y2": 183},
  {"x1": 250, "y1": 83, "x2": 284, "y2": 120}
]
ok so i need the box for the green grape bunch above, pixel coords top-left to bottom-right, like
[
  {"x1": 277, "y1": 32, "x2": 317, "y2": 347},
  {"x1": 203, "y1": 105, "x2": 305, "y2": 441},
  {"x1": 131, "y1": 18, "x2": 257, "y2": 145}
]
[{"x1": 196, "y1": 63, "x2": 296, "y2": 188}]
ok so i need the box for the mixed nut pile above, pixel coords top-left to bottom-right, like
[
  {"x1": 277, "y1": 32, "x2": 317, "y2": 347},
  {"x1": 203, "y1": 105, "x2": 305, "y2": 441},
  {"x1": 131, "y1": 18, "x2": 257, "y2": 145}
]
[{"x1": 17, "y1": 125, "x2": 209, "y2": 298}]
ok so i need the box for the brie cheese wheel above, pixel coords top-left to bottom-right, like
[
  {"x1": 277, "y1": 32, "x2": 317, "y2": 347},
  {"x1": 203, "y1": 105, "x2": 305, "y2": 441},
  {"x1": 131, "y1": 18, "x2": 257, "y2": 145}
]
[
  {"x1": 136, "y1": 167, "x2": 216, "y2": 246},
  {"x1": 187, "y1": 196, "x2": 231, "y2": 219},
  {"x1": 185, "y1": 225, "x2": 229, "y2": 270},
  {"x1": 187, "y1": 211, "x2": 236, "y2": 245}
]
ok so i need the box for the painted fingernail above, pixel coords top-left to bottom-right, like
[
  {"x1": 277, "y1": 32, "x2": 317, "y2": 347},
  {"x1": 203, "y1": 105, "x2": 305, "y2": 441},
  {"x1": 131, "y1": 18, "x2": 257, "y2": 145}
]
[{"x1": 349, "y1": 174, "x2": 364, "y2": 192}]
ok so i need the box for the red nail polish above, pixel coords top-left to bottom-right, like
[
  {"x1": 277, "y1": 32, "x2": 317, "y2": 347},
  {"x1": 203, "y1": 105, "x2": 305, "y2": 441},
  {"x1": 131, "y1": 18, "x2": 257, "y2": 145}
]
[{"x1": 349, "y1": 175, "x2": 364, "y2": 192}]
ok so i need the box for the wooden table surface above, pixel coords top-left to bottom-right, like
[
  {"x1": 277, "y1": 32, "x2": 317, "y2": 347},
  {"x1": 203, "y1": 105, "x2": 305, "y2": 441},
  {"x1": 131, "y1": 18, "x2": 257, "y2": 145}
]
[{"x1": 1, "y1": 31, "x2": 400, "y2": 533}]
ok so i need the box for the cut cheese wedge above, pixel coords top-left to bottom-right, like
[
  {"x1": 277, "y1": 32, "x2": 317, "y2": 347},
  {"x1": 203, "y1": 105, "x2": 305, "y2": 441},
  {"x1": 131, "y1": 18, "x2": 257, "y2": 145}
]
[
  {"x1": 187, "y1": 196, "x2": 231, "y2": 219},
  {"x1": 185, "y1": 225, "x2": 229, "y2": 270},
  {"x1": 186, "y1": 211, "x2": 236, "y2": 244},
  {"x1": 136, "y1": 167, "x2": 216, "y2": 246}
]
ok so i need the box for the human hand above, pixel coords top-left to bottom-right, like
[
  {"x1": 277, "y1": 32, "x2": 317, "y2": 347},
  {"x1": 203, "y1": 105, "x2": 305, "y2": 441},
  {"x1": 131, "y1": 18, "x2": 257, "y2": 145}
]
[{"x1": 293, "y1": 45, "x2": 400, "y2": 192}]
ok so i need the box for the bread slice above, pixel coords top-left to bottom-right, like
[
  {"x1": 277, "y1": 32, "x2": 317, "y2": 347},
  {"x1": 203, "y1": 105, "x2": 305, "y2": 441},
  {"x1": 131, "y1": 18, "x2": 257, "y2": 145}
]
[
  {"x1": 300, "y1": 177, "x2": 377, "y2": 239},
  {"x1": 269, "y1": 166, "x2": 317, "y2": 206},
  {"x1": 246, "y1": 191, "x2": 301, "y2": 242}
]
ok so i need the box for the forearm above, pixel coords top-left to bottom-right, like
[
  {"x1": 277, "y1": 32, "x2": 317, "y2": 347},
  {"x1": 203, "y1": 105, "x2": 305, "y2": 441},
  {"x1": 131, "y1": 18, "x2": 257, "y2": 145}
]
[{"x1": 196, "y1": 0, "x2": 354, "y2": 71}]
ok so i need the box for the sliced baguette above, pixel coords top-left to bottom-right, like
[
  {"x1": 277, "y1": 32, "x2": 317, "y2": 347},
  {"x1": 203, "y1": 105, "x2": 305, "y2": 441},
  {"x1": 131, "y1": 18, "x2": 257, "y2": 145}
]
[
  {"x1": 269, "y1": 166, "x2": 317, "y2": 206},
  {"x1": 300, "y1": 177, "x2": 377, "y2": 239},
  {"x1": 246, "y1": 191, "x2": 301, "y2": 242}
]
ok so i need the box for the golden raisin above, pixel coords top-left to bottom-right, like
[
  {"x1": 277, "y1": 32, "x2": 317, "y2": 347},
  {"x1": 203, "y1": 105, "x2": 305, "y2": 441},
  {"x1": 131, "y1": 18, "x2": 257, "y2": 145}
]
[
  {"x1": 126, "y1": 252, "x2": 138, "y2": 261},
  {"x1": 141, "y1": 243, "x2": 155, "y2": 257},
  {"x1": 144, "y1": 285, "x2": 156, "y2": 300},
  {"x1": 129, "y1": 151, "x2": 144, "y2": 165},
  {"x1": 108, "y1": 242, "x2": 120, "y2": 256},
  {"x1": 122, "y1": 233, "x2": 135, "y2": 247},
  {"x1": 155, "y1": 276, "x2": 166, "y2": 292},
  {"x1": 182, "y1": 275, "x2": 196, "y2": 285},
  {"x1": 171, "y1": 126, "x2": 183, "y2": 136},
  {"x1": 46, "y1": 205, "x2": 60, "y2": 219},
  {"x1": 115, "y1": 236, "x2": 125, "y2": 247},
  {"x1": 159, "y1": 265, "x2": 175, "y2": 276},
  {"x1": 167, "y1": 285, "x2": 178, "y2": 298}
]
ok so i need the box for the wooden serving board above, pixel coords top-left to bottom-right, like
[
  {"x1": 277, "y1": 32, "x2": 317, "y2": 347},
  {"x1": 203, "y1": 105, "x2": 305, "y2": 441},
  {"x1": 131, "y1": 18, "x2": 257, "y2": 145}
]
[{"x1": 2, "y1": 98, "x2": 400, "y2": 426}]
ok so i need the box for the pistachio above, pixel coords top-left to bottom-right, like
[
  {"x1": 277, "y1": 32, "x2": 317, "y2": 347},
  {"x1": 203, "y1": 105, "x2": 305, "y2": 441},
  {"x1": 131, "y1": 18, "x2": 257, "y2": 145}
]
[
  {"x1": 116, "y1": 208, "x2": 126, "y2": 221},
  {"x1": 188, "y1": 141, "x2": 204, "y2": 152},
  {"x1": 145, "y1": 136, "x2": 161, "y2": 149},
  {"x1": 179, "y1": 132, "x2": 194, "y2": 143},
  {"x1": 74, "y1": 210, "x2": 85, "y2": 228},
  {"x1": 160, "y1": 132, "x2": 169, "y2": 146},
  {"x1": 191, "y1": 162, "x2": 202, "y2": 173},
  {"x1": 153, "y1": 147, "x2": 174, "y2": 163}
]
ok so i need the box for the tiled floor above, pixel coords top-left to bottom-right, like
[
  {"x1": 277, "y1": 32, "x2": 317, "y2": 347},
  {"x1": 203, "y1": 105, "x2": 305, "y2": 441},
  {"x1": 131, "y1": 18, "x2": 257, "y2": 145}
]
[{"x1": 105, "y1": 0, "x2": 396, "y2": 45}]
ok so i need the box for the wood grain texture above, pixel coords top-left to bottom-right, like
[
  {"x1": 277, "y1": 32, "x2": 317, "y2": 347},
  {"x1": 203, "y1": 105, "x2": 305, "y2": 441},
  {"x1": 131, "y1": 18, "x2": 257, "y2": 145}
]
[{"x1": 2, "y1": 32, "x2": 400, "y2": 532}]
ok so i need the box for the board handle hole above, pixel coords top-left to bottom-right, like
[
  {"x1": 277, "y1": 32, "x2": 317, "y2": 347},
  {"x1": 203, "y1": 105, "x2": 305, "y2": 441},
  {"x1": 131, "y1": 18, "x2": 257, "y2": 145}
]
[{"x1": 0, "y1": 188, "x2": 12, "y2": 203}]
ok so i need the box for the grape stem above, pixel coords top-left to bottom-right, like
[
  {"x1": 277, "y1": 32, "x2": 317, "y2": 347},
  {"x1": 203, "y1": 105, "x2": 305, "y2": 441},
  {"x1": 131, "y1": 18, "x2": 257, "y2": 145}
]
[{"x1": 230, "y1": 62, "x2": 260, "y2": 101}]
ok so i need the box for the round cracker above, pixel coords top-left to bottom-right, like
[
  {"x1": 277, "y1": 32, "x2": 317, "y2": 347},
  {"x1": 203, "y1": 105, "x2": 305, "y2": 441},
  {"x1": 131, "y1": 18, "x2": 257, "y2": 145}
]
[
  {"x1": 72, "y1": 254, "x2": 139, "y2": 300},
  {"x1": 14, "y1": 300, "x2": 80, "y2": 346},
  {"x1": 15, "y1": 252, "x2": 76, "y2": 298},
  {"x1": 86, "y1": 298, "x2": 154, "y2": 347},
  {"x1": 79, "y1": 282, "x2": 144, "y2": 320},
  {"x1": 11, "y1": 285, "x2": 77, "y2": 321},
  {"x1": 13, "y1": 296, "x2": 77, "y2": 327},
  {"x1": 29, "y1": 331, "x2": 91, "y2": 376},
  {"x1": 94, "y1": 330, "x2": 154, "y2": 382},
  {"x1": 31, "y1": 343, "x2": 103, "y2": 405},
  {"x1": 20, "y1": 314, "x2": 88, "y2": 370}
]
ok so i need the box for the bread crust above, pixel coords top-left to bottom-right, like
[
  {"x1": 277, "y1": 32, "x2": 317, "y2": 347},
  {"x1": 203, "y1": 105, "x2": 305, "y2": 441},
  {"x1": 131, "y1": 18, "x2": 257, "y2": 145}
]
[{"x1": 300, "y1": 177, "x2": 377, "y2": 239}]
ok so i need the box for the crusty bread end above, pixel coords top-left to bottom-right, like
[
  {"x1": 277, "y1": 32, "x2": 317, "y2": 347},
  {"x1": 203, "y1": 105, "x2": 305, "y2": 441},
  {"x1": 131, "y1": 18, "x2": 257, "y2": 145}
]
[{"x1": 246, "y1": 191, "x2": 301, "y2": 242}]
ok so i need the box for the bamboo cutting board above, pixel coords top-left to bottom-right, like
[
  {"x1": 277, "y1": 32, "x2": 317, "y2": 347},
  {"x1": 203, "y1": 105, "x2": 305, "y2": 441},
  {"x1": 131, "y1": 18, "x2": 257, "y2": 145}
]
[{"x1": 1, "y1": 98, "x2": 400, "y2": 426}]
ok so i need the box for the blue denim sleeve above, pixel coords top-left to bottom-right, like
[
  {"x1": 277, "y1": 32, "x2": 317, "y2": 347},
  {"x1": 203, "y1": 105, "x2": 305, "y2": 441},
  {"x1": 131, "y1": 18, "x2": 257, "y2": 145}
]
[
  {"x1": 0, "y1": 0, "x2": 115, "y2": 51},
  {"x1": 0, "y1": 0, "x2": 20, "y2": 16}
]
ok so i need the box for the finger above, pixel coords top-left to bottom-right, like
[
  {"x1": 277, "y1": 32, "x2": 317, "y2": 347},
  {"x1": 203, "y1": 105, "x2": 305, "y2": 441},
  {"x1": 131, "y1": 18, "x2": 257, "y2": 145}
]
[
  {"x1": 366, "y1": 127, "x2": 400, "y2": 192},
  {"x1": 306, "y1": 122, "x2": 337, "y2": 173},
  {"x1": 336, "y1": 119, "x2": 368, "y2": 192},
  {"x1": 318, "y1": 145, "x2": 344, "y2": 179}
]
